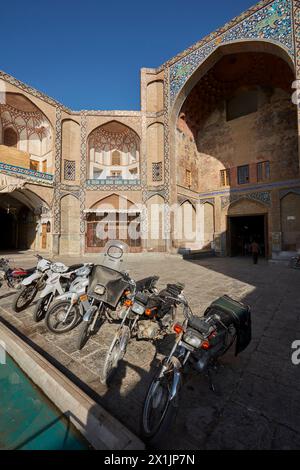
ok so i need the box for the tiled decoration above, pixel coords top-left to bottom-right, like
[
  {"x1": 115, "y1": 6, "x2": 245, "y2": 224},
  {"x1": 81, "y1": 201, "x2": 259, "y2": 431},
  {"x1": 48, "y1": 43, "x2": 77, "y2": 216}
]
[
  {"x1": 0, "y1": 162, "x2": 53, "y2": 183},
  {"x1": 152, "y1": 162, "x2": 163, "y2": 182},
  {"x1": 221, "y1": 191, "x2": 271, "y2": 209},
  {"x1": 64, "y1": 160, "x2": 76, "y2": 181},
  {"x1": 169, "y1": 0, "x2": 294, "y2": 105}
]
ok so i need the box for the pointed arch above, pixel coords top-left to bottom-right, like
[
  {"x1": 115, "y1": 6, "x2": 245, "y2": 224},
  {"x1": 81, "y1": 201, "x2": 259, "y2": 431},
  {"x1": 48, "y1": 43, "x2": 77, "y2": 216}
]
[{"x1": 87, "y1": 121, "x2": 140, "y2": 182}]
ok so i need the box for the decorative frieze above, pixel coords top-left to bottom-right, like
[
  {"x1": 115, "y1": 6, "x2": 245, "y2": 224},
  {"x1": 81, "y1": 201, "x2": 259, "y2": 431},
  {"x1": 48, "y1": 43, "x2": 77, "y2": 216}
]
[{"x1": 221, "y1": 191, "x2": 271, "y2": 209}]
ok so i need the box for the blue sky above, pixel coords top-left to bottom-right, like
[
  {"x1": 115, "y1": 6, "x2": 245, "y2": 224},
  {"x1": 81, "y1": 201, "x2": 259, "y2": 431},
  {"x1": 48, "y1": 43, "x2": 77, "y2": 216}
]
[{"x1": 1, "y1": 0, "x2": 255, "y2": 110}]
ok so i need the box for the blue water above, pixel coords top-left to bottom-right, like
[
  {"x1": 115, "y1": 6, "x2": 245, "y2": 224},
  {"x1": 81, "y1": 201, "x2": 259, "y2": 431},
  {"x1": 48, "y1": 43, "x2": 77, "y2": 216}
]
[{"x1": 0, "y1": 354, "x2": 90, "y2": 450}]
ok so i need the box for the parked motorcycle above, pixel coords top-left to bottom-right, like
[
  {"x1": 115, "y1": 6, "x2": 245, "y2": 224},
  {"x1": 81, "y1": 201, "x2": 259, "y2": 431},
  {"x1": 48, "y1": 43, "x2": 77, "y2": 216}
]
[
  {"x1": 0, "y1": 258, "x2": 36, "y2": 289},
  {"x1": 32, "y1": 262, "x2": 87, "y2": 322},
  {"x1": 12, "y1": 255, "x2": 52, "y2": 312},
  {"x1": 43, "y1": 264, "x2": 94, "y2": 332},
  {"x1": 100, "y1": 283, "x2": 183, "y2": 385},
  {"x1": 75, "y1": 240, "x2": 134, "y2": 351},
  {"x1": 141, "y1": 293, "x2": 252, "y2": 445}
]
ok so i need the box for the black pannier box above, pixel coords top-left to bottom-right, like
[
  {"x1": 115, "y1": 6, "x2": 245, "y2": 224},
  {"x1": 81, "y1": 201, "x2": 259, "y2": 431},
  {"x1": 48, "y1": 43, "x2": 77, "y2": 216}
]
[{"x1": 204, "y1": 295, "x2": 252, "y2": 356}]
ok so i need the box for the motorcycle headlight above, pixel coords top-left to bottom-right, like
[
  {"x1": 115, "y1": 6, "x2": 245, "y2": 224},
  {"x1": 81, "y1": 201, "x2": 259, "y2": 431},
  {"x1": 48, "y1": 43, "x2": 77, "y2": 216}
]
[
  {"x1": 131, "y1": 302, "x2": 145, "y2": 316},
  {"x1": 94, "y1": 284, "x2": 106, "y2": 295},
  {"x1": 183, "y1": 328, "x2": 202, "y2": 349}
]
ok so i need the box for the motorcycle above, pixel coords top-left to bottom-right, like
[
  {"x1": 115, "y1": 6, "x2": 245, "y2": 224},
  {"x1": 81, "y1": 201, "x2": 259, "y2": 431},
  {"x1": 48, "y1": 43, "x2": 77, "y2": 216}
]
[
  {"x1": 0, "y1": 258, "x2": 36, "y2": 290},
  {"x1": 44, "y1": 264, "x2": 95, "y2": 333},
  {"x1": 100, "y1": 282, "x2": 183, "y2": 385},
  {"x1": 74, "y1": 240, "x2": 159, "y2": 351},
  {"x1": 32, "y1": 262, "x2": 87, "y2": 323},
  {"x1": 141, "y1": 293, "x2": 252, "y2": 446},
  {"x1": 75, "y1": 240, "x2": 134, "y2": 351},
  {"x1": 12, "y1": 255, "x2": 52, "y2": 312}
]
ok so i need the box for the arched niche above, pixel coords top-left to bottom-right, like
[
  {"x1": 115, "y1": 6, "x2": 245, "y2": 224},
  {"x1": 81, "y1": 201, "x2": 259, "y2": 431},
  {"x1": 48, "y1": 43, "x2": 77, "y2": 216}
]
[
  {"x1": 87, "y1": 121, "x2": 140, "y2": 182},
  {"x1": 146, "y1": 80, "x2": 164, "y2": 112},
  {"x1": 171, "y1": 40, "x2": 298, "y2": 196},
  {"x1": 147, "y1": 122, "x2": 164, "y2": 184},
  {"x1": 61, "y1": 119, "x2": 80, "y2": 182},
  {"x1": 86, "y1": 194, "x2": 142, "y2": 253},
  {"x1": 0, "y1": 92, "x2": 53, "y2": 173}
]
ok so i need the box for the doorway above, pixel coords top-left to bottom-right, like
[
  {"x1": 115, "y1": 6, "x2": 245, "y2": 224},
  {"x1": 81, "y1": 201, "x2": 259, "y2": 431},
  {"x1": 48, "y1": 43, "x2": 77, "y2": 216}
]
[
  {"x1": 0, "y1": 210, "x2": 17, "y2": 249},
  {"x1": 228, "y1": 214, "x2": 267, "y2": 257}
]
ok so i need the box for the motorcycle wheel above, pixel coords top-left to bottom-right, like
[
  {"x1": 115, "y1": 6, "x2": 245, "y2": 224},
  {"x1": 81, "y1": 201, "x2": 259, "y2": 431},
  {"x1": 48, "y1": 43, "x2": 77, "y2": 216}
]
[
  {"x1": 77, "y1": 321, "x2": 94, "y2": 350},
  {"x1": 33, "y1": 294, "x2": 51, "y2": 323},
  {"x1": 45, "y1": 301, "x2": 81, "y2": 334},
  {"x1": 7, "y1": 277, "x2": 20, "y2": 289},
  {"x1": 12, "y1": 284, "x2": 38, "y2": 313},
  {"x1": 141, "y1": 361, "x2": 181, "y2": 446},
  {"x1": 100, "y1": 326, "x2": 130, "y2": 385}
]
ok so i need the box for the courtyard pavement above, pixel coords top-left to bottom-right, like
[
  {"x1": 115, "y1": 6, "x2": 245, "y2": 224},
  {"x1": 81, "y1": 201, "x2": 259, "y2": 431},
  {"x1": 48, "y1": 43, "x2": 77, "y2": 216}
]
[{"x1": 0, "y1": 252, "x2": 300, "y2": 449}]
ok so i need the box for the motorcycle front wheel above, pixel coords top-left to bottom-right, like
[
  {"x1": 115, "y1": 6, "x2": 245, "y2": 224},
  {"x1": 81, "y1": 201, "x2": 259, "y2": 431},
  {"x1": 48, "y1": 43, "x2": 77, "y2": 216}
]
[
  {"x1": 33, "y1": 294, "x2": 52, "y2": 323},
  {"x1": 45, "y1": 301, "x2": 81, "y2": 334},
  {"x1": 100, "y1": 325, "x2": 130, "y2": 385},
  {"x1": 13, "y1": 284, "x2": 38, "y2": 312},
  {"x1": 141, "y1": 361, "x2": 181, "y2": 446}
]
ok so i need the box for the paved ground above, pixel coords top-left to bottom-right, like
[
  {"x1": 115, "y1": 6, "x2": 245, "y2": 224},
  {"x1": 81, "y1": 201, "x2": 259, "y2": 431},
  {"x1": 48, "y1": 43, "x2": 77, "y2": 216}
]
[{"x1": 0, "y1": 251, "x2": 300, "y2": 450}]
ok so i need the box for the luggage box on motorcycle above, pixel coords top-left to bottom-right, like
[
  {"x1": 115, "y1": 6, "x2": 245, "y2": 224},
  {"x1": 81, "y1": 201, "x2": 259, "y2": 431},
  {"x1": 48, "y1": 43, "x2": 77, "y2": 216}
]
[{"x1": 204, "y1": 295, "x2": 251, "y2": 356}]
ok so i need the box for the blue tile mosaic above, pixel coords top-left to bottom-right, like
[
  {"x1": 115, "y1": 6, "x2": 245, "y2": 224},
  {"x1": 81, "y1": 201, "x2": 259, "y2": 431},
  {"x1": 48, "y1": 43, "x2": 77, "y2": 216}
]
[
  {"x1": 0, "y1": 162, "x2": 54, "y2": 182},
  {"x1": 169, "y1": 0, "x2": 294, "y2": 105}
]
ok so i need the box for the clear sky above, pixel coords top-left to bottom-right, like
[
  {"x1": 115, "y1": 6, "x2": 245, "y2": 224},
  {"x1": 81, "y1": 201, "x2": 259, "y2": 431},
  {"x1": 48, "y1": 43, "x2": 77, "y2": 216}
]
[{"x1": 1, "y1": 0, "x2": 256, "y2": 110}]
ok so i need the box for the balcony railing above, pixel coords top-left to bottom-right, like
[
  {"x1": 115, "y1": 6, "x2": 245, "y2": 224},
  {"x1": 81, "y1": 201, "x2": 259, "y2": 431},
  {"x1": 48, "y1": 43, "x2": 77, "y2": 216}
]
[
  {"x1": 0, "y1": 162, "x2": 54, "y2": 183},
  {"x1": 87, "y1": 178, "x2": 141, "y2": 186}
]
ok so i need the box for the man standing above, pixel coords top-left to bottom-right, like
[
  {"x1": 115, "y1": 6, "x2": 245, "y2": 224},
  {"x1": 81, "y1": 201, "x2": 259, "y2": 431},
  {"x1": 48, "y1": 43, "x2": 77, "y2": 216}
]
[{"x1": 250, "y1": 240, "x2": 260, "y2": 264}]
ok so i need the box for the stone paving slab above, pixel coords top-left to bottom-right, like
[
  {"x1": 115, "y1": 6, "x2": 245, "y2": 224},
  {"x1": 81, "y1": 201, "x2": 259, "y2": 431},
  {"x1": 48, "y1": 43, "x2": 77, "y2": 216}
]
[{"x1": 0, "y1": 254, "x2": 300, "y2": 449}]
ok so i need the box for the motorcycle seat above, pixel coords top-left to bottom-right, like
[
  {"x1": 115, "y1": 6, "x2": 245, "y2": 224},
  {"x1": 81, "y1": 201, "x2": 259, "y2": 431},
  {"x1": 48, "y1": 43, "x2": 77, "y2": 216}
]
[
  {"x1": 136, "y1": 276, "x2": 159, "y2": 292},
  {"x1": 26, "y1": 267, "x2": 36, "y2": 275},
  {"x1": 188, "y1": 316, "x2": 211, "y2": 335}
]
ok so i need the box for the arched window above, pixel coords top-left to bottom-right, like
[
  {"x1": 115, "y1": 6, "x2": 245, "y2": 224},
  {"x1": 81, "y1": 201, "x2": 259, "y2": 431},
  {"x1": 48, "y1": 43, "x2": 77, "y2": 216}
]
[
  {"x1": 112, "y1": 150, "x2": 121, "y2": 166},
  {"x1": 3, "y1": 127, "x2": 18, "y2": 147}
]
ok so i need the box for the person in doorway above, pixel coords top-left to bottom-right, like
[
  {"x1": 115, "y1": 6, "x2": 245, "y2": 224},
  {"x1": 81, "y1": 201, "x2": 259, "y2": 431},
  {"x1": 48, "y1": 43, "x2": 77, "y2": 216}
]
[{"x1": 250, "y1": 240, "x2": 260, "y2": 264}]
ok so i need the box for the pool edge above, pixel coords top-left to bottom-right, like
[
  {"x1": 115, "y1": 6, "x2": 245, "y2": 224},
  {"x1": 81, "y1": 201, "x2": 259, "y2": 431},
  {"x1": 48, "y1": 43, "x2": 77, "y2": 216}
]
[{"x1": 0, "y1": 322, "x2": 145, "y2": 450}]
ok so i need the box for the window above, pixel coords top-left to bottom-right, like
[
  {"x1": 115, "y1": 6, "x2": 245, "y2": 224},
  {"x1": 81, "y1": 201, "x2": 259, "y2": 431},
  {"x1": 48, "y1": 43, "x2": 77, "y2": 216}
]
[
  {"x1": 3, "y1": 127, "x2": 18, "y2": 147},
  {"x1": 111, "y1": 150, "x2": 121, "y2": 166},
  {"x1": 226, "y1": 89, "x2": 258, "y2": 121},
  {"x1": 30, "y1": 160, "x2": 39, "y2": 171},
  {"x1": 42, "y1": 160, "x2": 48, "y2": 174},
  {"x1": 64, "y1": 160, "x2": 75, "y2": 180},
  {"x1": 220, "y1": 169, "x2": 231, "y2": 187},
  {"x1": 257, "y1": 161, "x2": 270, "y2": 182},
  {"x1": 238, "y1": 165, "x2": 250, "y2": 185},
  {"x1": 110, "y1": 170, "x2": 122, "y2": 179},
  {"x1": 152, "y1": 162, "x2": 162, "y2": 182},
  {"x1": 186, "y1": 169, "x2": 192, "y2": 188}
]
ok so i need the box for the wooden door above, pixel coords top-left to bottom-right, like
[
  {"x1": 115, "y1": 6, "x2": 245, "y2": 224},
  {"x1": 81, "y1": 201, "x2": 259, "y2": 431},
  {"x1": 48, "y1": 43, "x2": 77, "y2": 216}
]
[{"x1": 41, "y1": 223, "x2": 47, "y2": 249}]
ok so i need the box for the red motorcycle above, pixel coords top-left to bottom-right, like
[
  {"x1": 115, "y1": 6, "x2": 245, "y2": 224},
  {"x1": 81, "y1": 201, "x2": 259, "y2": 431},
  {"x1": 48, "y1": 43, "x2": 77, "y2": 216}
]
[{"x1": 0, "y1": 258, "x2": 35, "y2": 289}]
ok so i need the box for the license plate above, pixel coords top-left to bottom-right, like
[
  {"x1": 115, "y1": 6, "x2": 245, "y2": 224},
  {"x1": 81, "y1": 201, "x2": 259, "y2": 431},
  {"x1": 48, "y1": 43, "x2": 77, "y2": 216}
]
[{"x1": 80, "y1": 294, "x2": 88, "y2": 302}]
